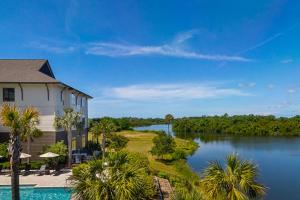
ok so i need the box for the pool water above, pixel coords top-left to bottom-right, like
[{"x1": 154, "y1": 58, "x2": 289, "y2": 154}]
[{"x1": 0, "y1": 186, "x2": 72, "y2": 200}]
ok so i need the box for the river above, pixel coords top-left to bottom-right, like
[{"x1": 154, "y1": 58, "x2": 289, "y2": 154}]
[{"x1": 134, "y1": 124, "x2": 300, "y2": 200}]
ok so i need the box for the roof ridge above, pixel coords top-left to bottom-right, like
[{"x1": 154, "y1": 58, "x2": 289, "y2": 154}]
[{"x1": 0, "y1": 59, "x2": 47, "y2": 60}]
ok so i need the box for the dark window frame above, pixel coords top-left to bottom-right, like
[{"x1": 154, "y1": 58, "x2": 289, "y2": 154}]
[{"x1": 3, "y1": 88, "x2": 15, "y2": 102}]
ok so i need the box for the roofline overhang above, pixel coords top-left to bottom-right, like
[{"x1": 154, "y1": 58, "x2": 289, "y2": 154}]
[{"x1": 0, "y1": 81, "x2": 93, "y2": 99}]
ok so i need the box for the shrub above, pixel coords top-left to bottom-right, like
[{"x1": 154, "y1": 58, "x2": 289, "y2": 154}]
[
  {"x1": 0, "y1": 143, "x2": 8, "y2": 159},
  {"x1": 150, "y1": 132, "x2": 175, "y2": 159},
  {"x1": 157, "y1": 171, "x2": 169, "y2": 179},
  {"x1": 108, "y1": 134, "x2": 129, "y2": 150},
  {"x1": 84, "y1": 141, "x2": 101, "y2": 155},
  {"x1": 172, "y1": 149, "x2": 187, "y2": 160}
]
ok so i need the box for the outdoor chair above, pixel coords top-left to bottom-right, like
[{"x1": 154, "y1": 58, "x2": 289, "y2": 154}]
[{"x1": 37, "y1": 164, "x2": 50, "y2": 176}]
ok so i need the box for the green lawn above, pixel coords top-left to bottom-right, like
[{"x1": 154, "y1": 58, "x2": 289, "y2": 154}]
[{"x1": 118, "y1": 130, "x2": 199, "y2": 181}]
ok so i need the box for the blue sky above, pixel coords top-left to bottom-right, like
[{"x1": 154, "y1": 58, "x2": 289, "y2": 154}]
[{"x1": 1, "y1": 0, "x2": 300, "y2": 118}]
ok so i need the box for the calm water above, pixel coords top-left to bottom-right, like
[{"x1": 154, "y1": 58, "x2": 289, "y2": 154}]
[
  {"x1": 135, "y1": 124, "x2": 300, "y2": 200},
  {"x1": 0, "y1": 186, "x2": 72, "y2": 200}
]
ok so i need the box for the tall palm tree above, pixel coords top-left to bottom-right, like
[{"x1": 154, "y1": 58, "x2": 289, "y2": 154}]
[
  {"x1": 54, "y1": 108, "x2": 81, "y2": 168},
  {"x1": 201, "y1": 154, "x2": 266, "y2": 200},
  {"x1": 21, "y1": 107, "x2": 42, "y2": 163},
  {"x1": 71, "y1": 151, "x2": 155, "y2": 200},
  {"x1": 165, "y1": 114, "x2": 174, "y2": 135},
  {"x1": 97, "y1": 117, "x2": 116, "y2": 160},
  {"x1": 0, "y1": 104, "x2": 41, "y2": 200}
]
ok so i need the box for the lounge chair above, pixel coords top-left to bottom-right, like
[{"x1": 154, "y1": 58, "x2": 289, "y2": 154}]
[
  {"x1": 37, "y1": 164, "x2": 49, "y2": 176},
  {"x1": 22, "y1": 163, "x2": 31, "y2": 176}
]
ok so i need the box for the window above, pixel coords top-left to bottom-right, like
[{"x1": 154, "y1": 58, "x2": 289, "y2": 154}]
[
  {"x1": 72, "y1": 137, "x2": 77, "y2": 151},
  {"x1": 71, "y1": 94, "x2": 76, "y2": 105},
  {"x1": 82, "y1": 135, "x2": 86, "y2": 148},
  {"x1": 3, "y1": 88, "x2": 15, "y2": 102}
]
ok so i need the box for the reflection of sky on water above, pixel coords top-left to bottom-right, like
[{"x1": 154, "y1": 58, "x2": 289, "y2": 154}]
[{"x1": 135, "y1": 124, "x2": 300, "y2": 200}]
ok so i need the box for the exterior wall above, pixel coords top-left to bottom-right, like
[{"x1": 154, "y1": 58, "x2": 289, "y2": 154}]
[{"x1": 0, "y1": 83, "x2": 90, "y2": 160}]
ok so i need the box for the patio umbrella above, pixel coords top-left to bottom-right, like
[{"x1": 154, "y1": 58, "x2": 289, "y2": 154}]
[
  {"x1": 39, "y1": 152, "x2": 59, "y2": 158},
  {"x1": 20, "y1": 152, "x2": 31, "y2": 159}
]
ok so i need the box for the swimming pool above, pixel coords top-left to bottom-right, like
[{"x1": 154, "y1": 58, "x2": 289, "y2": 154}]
[{"x1": 0, "y1": 186, "x2": 72, "y2": 200}]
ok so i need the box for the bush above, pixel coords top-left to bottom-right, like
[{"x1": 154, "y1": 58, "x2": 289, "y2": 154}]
[
  {"x1": 157, "y1": 171, "x2": 169, "y2": 179},
  {"x1": 150, "y1": 132, "x2": 175, "y2": 159},
  {"x1": 85, "y1": 141, "x2": 101, "y2": 155},
  {"x1": 172, "y1": 149, "x2": 187, "y2": 160},
  {"x1": 108, "y1": 134, "x2": 129, "y2": 150},
  {"x1": 43, "y1": 141, "x2": 67, "y2": 168},
  {"x1": 0, "y1": 143, "x2": 8, "y2": 159},
  {"x1": 0, "y1": 161, "x2": 10, "y2": 169}
]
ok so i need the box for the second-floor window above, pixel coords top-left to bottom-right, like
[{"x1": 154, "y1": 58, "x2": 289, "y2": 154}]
[{"x1": 3, "y1": 88, "x2": 15, "y2": 102}]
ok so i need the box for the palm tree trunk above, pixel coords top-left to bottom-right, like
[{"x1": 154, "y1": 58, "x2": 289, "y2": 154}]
[
  {"x1": 67, "y1": 129, "x2": 72, "y2": 168},
  {"x1": 27, "y1": 136, "x2": 30, "y2": 164},
  {"x1": 10, "y1": 133, "x2": 20, "y2": 200},
  {"x1": 102, "y1": 132, "x2": 106, "y2": 161}
]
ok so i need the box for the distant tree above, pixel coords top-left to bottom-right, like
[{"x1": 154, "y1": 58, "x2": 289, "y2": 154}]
[
  {"x1": 165, "y1": 114, "x2": 174, "y2": 135},
  {"x1": 201, "y1": 154, "x2": 266, "y2": 200},
  {"x1": 0, "y1": 104, "x2": 41, "y2": 200},
  {"x1": 150, "y1": 132, "x2": 175, "y2": 159},
  {"x1": 108, "y1": 134, "x2": 129, "y2": 150},
  {"x1": 54, "y1": 108, "x2": 82, "y2": 168},
  {"x1": 97, "y1": 117, "x2": 117, "y2": 160},
  {"x1": 90, "y1": 122, "x2": 102, "y2": 145}
]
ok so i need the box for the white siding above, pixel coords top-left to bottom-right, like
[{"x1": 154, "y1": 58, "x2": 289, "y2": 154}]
[{"x1": 0, "y1": 83, "x2": 89, "y2": 132}]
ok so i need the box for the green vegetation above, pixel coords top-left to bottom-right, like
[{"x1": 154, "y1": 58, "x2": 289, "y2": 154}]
[
  {"x1": 173, "y1": 115, "x2": 300, "y2": 137},
  {"x1": 54, "y1": 108, "x2": 82, "y2": 167},
  {"x1": 0, "y1": 143, "x2": 8, "y2": 158},
  {"x1": 90, "y1": 117, "x2": 165, "y2": 129},
  {"x1": 118, "y1": 130, "x2": 200, "y2": 198},
  {"x1": 107, "y1": 134, "x2": 129, "y2": 150},
  {"x1": 42, "y1": 141, "x2": 68, "y2": 168},
  {"x1": 71, "y1": 151, "x2": 155, "y2": 200},
  {"x1": 165, "y1": 114, "x2": 174, "y2": 134},
  {"x1": 201, "y1": 154, "x2": 266, "y2": 200},
  {"x1": 150, "y1": 132, "x2": 176, "y2": 159},
  {"x1": 0, "y1": 104, "x2": 41, "y2": 200}
]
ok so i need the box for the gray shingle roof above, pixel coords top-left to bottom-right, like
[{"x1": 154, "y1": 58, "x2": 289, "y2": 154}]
[
  {"x1": 0, "y1": 59, "x2": 92, "y2": 98},
  {"x1": 0, "y1": 59, "x2": 58, "y2": 83}
]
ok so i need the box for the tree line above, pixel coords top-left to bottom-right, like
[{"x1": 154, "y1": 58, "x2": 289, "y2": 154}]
[{"x1": 173, "y1": 114, "x2": 300, "y2": 137}]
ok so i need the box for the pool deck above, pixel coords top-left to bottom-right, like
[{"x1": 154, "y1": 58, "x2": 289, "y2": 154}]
[{"x1": 0, "y1": 170, "x2": 72, "y2": 188}]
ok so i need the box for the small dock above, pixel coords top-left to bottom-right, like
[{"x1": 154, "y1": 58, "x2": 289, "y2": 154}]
[{"x1": 154, "y1": 176, "x2": 174, "y2": 200}]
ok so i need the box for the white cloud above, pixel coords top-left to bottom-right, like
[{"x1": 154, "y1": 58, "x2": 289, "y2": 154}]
[
  {"x1": 281, "y1": 59, "x2": 293, "y2": 64},
  {"x1": 28, "y1": 41, "x2": 76, "y2": 53},
  {"x1": 102, "y1": 83, "x2": 251, "y2": 101},
  {"x1": 287, "y1": 89, "x2": 296, "y2": 94},
  {"x1": 85, "y1": 30, "x2": 251, "y2": 62}
]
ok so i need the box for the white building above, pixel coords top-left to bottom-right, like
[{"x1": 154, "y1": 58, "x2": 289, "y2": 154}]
[{"x1": 0, "y1": 59, "x2": 92, "y2": 159}]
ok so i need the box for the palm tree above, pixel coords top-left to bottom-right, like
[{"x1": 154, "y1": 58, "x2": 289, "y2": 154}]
[
  {"x1": 21, "y1": 107, "x2": 42, "y2": 163},
  {"x1": 165, "y1": 114, "x2": 174, "y2": 135},
  {"x1": 71, "y1": 151, "x2": 155, "y2": 200},
  {"x1": 201, "y1": 154, "x2": 266, "y2": 200},
  {"x1": 97, "y1": 117, "x2": 117, "y2": 161},
  {"x1": 54, "y1": 108, "x2": 81, "y2": 168},
  {"x1": 0, "y1": 104, "x2": 41, "y2": 200},
  {"x1": 90, "y1": 122, "x2": 102, "y2": 145}
]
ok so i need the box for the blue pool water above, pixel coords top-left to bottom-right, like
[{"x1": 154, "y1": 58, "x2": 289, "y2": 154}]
[{"x1": 0, "y1": 186, "x2": 72, "y2": 200}]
